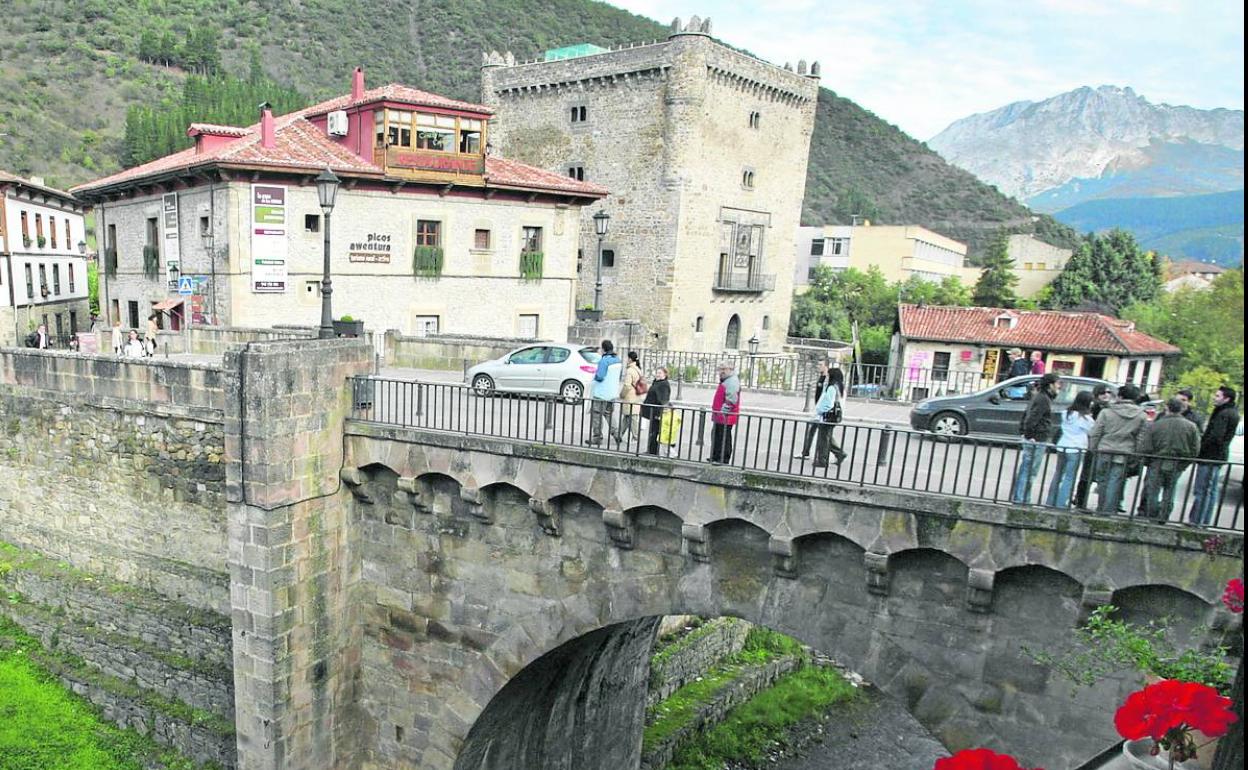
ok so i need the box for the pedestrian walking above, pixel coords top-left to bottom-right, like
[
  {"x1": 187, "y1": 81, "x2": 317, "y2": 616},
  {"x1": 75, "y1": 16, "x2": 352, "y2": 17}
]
[
  {"x1": 1012, "y1": 373, "x2": 1060, "y2": 504},
  {"x1": 587, "y1": 340, "x2": 621, "y2": 446},
  {"x1": 1004, "y1": 348, "x2": 1030, "y2": 397},
  {"x1": 144, "y1": 314, "x2": 159, "y2": 357},
  {"x1": 1175, "y1": 388, "x2": 1205, "y2": 431},
  {"x1": 708, "y1": 362, "x2": 740, "y2": 464},
  {"x1": 123, "y1": 330, "x2": 145, "y2": 358},
  {"x1": 1046, "y1": 390, "x2": 1095, "y2": 509},
  {"x1": 794, "y1": 359, "x2": 830, "y2": 460},
  {"x1": 1187, "y1": 386, "x2": 1239, "y2": 527},
  {"x1": 1138, "y1": 397, "x2": 1201, "y2": 521},
  {"x1": 1088, "y1": 383, "x2": 1148, "y2": 514},
  {"x1": 642, "y1": 367, "x2": 672, "y2": 456},
  {"x1": 812, "y1": 367, "x2": 847, "y2": 469},
  {"x1": 1073, "y1": 384, "x2": 1114, "y2": 508},
  {"x1": 33, "y1": 323, "x2": 51, "y2": 349},
  {"x1": 614, "y1": 351, "x2": 645, "y2": 445},
  {"x1": 111, "y1": 318, "x2": 124, "y2": 357},
  {"x1": 1030, "y1": 350, "x2": 1046, "y2": 375}
]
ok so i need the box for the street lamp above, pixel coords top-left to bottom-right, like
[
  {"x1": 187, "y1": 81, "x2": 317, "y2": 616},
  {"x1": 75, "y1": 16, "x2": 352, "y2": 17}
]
[
  {"x1": 747, "y1": 335, "x2": 760, "y2": 356},
  {"x1": 77, "y1": 240, "x2": 86, "y2": 255},
  {"x1": 315, "y1": 167, "x2": 341, "y2": 339},
  {"x1": 592, "y1": 209, "x2": 610, "y2": 312}
]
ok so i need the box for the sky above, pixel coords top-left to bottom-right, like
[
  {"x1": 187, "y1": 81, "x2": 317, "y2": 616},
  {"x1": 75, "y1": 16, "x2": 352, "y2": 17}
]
[{"x1": 609, "y1": 0, "x2": 1245, "y2": 140}]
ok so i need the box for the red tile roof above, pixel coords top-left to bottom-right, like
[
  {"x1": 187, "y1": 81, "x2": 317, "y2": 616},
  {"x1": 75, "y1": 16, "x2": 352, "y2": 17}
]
[
  {"x1": 1168, "y1": 260, "x2": 1226, "y2": 277},
  {"x1": 0, "y1": 170, "x2": 77, "y2": 203},
  {"x1": 300, "y1": 84, "x2": 492, "y2": 117},
  {"x1": 70, "y1": 85, "x2": 604, "y2": 200},
  {"x1": 897, "y1": 304, "x2": 1180, "y2": 356}
]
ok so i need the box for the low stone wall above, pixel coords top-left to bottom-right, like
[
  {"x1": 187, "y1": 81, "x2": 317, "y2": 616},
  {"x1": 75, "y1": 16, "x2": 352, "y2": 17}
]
[
  {"x1": 647, "y1": 618, "x2": 751, "y2": 708},
  {"x1": 383, "y1": 331, "x2": 534, "y2": 371},
  {"x1": 190, "y1": 325, "x2": 313, "y2": 356}
]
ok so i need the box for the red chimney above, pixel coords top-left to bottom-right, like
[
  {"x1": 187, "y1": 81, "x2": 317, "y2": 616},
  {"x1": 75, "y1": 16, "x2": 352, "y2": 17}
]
[
  {"x1": 351, "y1": 67, "x2": 365, "y2": 101},
  {"x1": 260, "y1": 104, "x2": 275, "y2": 149}
]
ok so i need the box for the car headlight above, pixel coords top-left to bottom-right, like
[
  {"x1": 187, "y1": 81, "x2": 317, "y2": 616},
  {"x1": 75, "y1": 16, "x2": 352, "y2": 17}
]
[{"x1": 913, "y1": 401, "x2": 934, "y2": 412}]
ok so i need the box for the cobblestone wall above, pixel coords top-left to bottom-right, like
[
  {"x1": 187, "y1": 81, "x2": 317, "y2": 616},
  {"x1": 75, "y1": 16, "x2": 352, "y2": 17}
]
[{"x1": 647, "y1": 617, "x2": 750, "y2": 708}]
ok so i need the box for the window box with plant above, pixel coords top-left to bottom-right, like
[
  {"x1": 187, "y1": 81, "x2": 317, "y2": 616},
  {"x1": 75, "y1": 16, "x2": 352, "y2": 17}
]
[
  {"x1": 413, "y1": 245, "x2": 444, "y2": 278},
  {"x1": 36, "y1": 235, "x2": 47, "y2": 248},
  {"x1": 22, "y1": 235, "x2": 32, "y2": 248},
  {"x1": 520, "y1": 250, "x2": 543, "y2": 281},
  {"x1": 333, "y1": 315, "x2": 365, "y2": 338},
  {"x1": 142, "y1": 245, "x2": 160, "y2": 279},
  {"x1": 576, "y1": 306, "x2": 602, "y2": 322}
]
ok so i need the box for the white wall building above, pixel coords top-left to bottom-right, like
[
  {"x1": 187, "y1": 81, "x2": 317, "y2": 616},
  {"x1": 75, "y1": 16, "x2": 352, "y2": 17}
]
[{"x1": 0, "y1": 171, "x2": 90, "y2": 346}]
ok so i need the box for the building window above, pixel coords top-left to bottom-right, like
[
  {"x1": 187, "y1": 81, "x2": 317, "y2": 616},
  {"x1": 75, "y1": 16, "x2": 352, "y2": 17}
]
[
  {"x1": 518, "y1": 314, "x2": 539, "y2": 339},
  {"x1": 695, "y1": 316, "x2": 705, "y2": 333},
  {"x1": 64, "y1": 218, "x2": 71, "y2": 251},
  {"x1": 741, "y1": 170, "x2": 755, "y2": 189},
  {"x1": 601, "y1": 248, "x2": 615, "y2": 269},
  {"x1": 35, "y1": 214, "x2": 44, "y2": 246},
  {"x1": 416, "y1": 220, "x2": 441, "y2": 247},
  {"x1": 50, "y1": 219, "x2": 58, "y2": 249},
  {"x1": 415, "y1": 112, "x2": 455, "y2": 151},
  {"x1": 53, "y1": 264, "x2": 61, "y2": 295},
  {"x1": 21, "y1": 211, "x2": 29, "y2": 243},
  {"x1": 521, "y1": 226, "x2": 542, "y2": 254},
  {"x1": 55, "y1": 313, "x2": 63, "y2": 338},
  {"x1": 748, "y1": 111, "x2": 761, "y2": 129},
  {"x1": 25, "y1": 264, "x2": 33, "y2": 298},
  {"x1": 725, "y1": 314, "x2": 741, "y2": 350},
  {"x1": 567, "y1": 165, "x2": 585, "y2": 181},
  {"x1": 474, "y1": 229, "x2": 491, "y2": 250},
  {"x1": 1141, "y1": 360, "x2": 1153, "y2": 387},
  {"x1": 826, "y1": 237, "x2": 848, "y2": 256},
  {"x1": 38, "y1": 264, "x2": 48, "y2": 296},
  {"x1": 414, "y1": 315, "x2": 440, "y2": 336},
  {"x1": 128, "y1": 300, "x2": 140, "y2": 329},
  {"x1": 933, "y1": 351, "x2": 951, "y2": 382},
  {"x1": 762, "y1": 315, "x2": 771, "y2": 330},
  {"x1": 810, "y1": 238, "x2": 824, "y2": 256},
  {"x1": 68, "y1": 264, "x2": 75, "y2": 294},
  {"x1": 70, "y1": 311, "x2": 78, "y2": 335},
  {"x1": 459, "y1": 118, "x2": 482, "y2": 154},
  {"x1": 570, "y1": 105, "x2": 587, "y2": 123},
  {"x1": 305, "y1": 214, "x2": 320, "y2": 233},
  {"x1": 199, "y1": 215, "x2": 210, "y2": 236},
  {"x1": 304, "y1": 280, "x2": 322, "y2": 298},
  {"x1": 388, "y1": 109, "x2": 412, "y2": 147}
]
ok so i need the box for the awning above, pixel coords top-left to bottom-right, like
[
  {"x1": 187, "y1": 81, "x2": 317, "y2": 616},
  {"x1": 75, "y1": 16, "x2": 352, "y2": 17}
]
[{"x1": 151, "y1": 298, "x2": 183, "y2": 312}]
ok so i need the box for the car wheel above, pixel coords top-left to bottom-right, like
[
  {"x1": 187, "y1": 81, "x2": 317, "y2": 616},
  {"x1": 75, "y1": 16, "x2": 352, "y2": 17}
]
[
  {"x1": 471, "y1": 374, "x2": 495, "y2": 396},
  {"x1": 559, "y1": 380, "x2": 584, "y2": 403},
  {"x1": 930, "y1": 412, "x2": 967, "y2": 436}
]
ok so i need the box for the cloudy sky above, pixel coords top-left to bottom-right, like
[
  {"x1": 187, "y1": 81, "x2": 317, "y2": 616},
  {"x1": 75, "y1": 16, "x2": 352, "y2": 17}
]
[{"x1": 610, "y1": 0, "x2": 1245, "y2": 139}]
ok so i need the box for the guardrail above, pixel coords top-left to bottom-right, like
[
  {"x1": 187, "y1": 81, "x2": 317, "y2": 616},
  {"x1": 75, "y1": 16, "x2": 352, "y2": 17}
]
[
  {"x1": 633, "y1": 348, "x2": 819, "y2": 393},
  {"x1": 840, "y1": 363, "x2": 1159, "y2": 403},
  {"x1": 349, "y1": 378, "x2": 1244, "y2": 532}
]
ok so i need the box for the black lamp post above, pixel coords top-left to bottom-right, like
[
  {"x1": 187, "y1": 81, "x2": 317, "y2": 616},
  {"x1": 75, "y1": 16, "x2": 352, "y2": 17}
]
[
  {"x1": 592, "y1": 210, "x2": 610, "y2": 312},
  {"x1": 748, "y1": 335, "x2": 760, "y2": 356},
  {"x1": 316, "y1": 167, "x2": 340, "y2": 339},
  {"x1": 77, "y1": 240, "x2": 86, "y2": 255}
]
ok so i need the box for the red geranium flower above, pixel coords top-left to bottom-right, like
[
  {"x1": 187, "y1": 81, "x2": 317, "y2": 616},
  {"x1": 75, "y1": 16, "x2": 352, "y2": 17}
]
[
  {"x1": 934, "y1": 748, "x2": 1042, "y2": 770},
  {"x1": 1223, "y1": 578, "x2": 1244, "y2": 614},
  {"x1": 1115, "y1": 679, "x2": 1238, "y2": 757}
]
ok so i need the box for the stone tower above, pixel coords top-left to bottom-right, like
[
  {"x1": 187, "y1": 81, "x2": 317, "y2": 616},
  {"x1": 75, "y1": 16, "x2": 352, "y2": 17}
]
[{"x1": 481, "y1": 18, "x2": 820, "y2": 351}]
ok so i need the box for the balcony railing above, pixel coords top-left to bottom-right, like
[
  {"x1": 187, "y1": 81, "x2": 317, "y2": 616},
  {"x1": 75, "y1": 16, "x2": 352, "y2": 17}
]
[
  {"x1": 520, "y1": 250, "x2": 543, "y2": 281},
  {"x1": 713, "y1": 272, "x2": 775, "y2": 293},
  {"x1": 413, "y1": 245, "x2": 444, "y2": 278}
]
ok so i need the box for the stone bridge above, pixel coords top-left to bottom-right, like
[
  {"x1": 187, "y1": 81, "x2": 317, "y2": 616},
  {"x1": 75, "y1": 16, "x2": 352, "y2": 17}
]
[{"x1": 1, "y1": 340, "x2": 1241, "y2": 770}]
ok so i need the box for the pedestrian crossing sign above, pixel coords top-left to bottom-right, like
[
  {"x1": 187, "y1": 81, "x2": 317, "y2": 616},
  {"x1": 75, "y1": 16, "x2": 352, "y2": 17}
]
[{"x1": 177, "y1": 277, "x2": 195, "y2": 296}]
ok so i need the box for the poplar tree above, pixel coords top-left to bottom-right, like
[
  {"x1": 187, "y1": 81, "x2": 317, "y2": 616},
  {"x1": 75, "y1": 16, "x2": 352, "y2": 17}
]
[{"x1": 972, "y1": 234, "x2": 1018, "y2": 308}]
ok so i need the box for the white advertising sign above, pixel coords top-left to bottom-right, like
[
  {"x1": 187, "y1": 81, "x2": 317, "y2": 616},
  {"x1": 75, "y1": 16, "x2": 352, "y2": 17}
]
[
  {"x1": 161, "y1": 192, "x2": 181, "y2": 289},
  {"x1": 251, "y1": 184, "x2": 288, "y2": 293}
]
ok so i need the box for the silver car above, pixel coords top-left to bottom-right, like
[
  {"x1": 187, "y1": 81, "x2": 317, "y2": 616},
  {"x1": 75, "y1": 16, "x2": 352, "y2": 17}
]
[{"x1": 467, "y1": 344, "x2": 602, "y2": 401}]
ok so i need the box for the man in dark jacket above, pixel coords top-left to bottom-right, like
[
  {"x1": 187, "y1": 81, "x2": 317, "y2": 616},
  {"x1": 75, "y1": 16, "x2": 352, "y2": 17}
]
[
  {"x1": 1175, "y1": 388, "x2": 1205, "y2": 431},
  {"x1": 1138, "y1": 398, "x2": 1202, "y2": 521},
  {"x1": 1012, "y1": 373, "x2": 1060, "y2": 504},
  {"x1": 1188, "y1": 386, "x2": 1240, "y2": 526},
  {"x1": 795, "y1": 359, "x2": 830, "y2": 460},
  {"x1": 642, "y1": 367, "x2": 673, "y2": 456}
]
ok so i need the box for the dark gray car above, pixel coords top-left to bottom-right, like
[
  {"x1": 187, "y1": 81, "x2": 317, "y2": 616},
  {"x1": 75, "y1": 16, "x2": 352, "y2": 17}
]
[{"x1": 909, "y1": 375, "x2": 1114, "y2": 437}]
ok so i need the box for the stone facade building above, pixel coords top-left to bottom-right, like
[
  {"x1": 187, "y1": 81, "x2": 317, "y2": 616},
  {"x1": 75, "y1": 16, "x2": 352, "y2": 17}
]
[
  {"x1": 0, "y1": 171, "x2": 90, "y2": 346},
  {"x1": 71, "y1": 71, "x2": 605, "y2": 340},
  {"x1": 481, "y1": 18, "x2": 820, "y2": 352}
]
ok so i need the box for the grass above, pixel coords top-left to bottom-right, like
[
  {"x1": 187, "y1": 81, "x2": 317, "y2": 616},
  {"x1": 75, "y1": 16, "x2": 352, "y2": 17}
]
[
  {"x1": 0, "y1": 618, "x2": 198, "y2": 770},
  {"x1": 667, "y1": 665, "x2": 860, "y2": 770}
]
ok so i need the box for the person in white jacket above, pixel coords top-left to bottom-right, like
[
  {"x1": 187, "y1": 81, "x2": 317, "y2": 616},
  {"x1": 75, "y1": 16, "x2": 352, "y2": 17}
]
[{"x1": 812, "y1": 368, "x2": 848, "y2": 469}]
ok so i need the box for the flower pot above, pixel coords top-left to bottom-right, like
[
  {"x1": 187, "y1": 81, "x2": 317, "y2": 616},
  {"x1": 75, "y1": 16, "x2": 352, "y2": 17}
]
[
  {"x1": 333, "y1": 319, "x2": 364, "y2": 338},
  {"x1": 1122, "y1": 739, "x2": 1198, "y2": 770},
  {"x1": 576, "y1": 309, "x2": 603, "y2": 322}
]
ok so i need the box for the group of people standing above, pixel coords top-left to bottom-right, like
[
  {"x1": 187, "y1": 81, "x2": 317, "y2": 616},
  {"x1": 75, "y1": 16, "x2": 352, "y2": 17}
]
[
  {"x1": 1013, "y1": 376, "x2": 1240, "y2": 526},
  {"x1": 109, "y1": 316, "x2": 160, "y2": 358}
]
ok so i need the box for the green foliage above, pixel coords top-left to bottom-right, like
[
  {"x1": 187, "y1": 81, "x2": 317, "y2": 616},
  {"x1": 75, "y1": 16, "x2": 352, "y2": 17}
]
[
  {"x1": 972, "y1": 234, "x2": 1018, "y2": 308},
  {"x1": 1048, "y1": 229, "x2": 1164, "y2": 312},
  {"x1": 1022, "y1": 604, "x2": 1235, "y2": 694},
  {"x1": 141, "y1": 245, "x2": 159, "y2": 279},
  {"x1": 1122, "y1": 269, "x2": 1244, "y2": 393},
  {"x1": 520, "y1": 250, "x2": 544, "y2": 280},
  {"x1": 1160, "y1": 367, "x2": 1232, "y2": 414},
  {"x1": 665, "y1": 665, "x2": 859, "y2": 770},
  {"x1": 86, "y1": 262, "x2": 100, "y2": 317},
  {"x1": 736, "y1": 626, "x2": 807, "y2": 664},
  {"x1": 413, "y1": 245, "x2": 445, "y2": 278}
]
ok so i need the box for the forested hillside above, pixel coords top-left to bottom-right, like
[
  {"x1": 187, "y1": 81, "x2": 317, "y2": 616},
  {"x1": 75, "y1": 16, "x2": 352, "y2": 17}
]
[{"x1": 0, "y1": 0, "x2": 1075, "y2": 258}]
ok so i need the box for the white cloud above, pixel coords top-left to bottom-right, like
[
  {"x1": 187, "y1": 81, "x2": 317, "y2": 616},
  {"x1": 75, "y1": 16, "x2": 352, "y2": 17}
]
[{"x1": 608, "y1": 0, "x2": 1244, "y2": 139}]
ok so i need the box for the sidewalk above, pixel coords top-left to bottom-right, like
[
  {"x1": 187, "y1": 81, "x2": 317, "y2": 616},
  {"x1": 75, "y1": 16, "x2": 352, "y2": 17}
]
[{"x1": 377, "y1": 365, "x2": 914, "y2": 427}]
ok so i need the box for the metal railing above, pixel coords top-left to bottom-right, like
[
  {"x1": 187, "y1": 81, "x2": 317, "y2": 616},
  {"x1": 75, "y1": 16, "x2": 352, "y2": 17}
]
[
  {"x1": 632, "y1": 348, "x2": 817, "y2": 393},
  {"x1": 839, "y1": 363, "x2": 1159, "y2": 403},
  {"x1": 349, "y1": 378, "x2": 1244, "y2": 532},
  {"x1": 712, "y1": 272, "x2": 776, "y2": 292}
]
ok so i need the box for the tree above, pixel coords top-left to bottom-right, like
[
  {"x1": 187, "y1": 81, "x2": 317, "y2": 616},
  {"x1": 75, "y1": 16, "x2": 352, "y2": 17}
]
[
  {"x1": 1048, "y1": 229, "x2": 1163, "y2": 312},
  {"x1": 972, "y1": 234, "x2": 1018, "y2": 308}
]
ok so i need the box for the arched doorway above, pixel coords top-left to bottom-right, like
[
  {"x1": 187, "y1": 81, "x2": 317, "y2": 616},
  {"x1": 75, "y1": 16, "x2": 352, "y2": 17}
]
[{"x1": 725, "y1": 313, "x2": 741, "y2": 350}]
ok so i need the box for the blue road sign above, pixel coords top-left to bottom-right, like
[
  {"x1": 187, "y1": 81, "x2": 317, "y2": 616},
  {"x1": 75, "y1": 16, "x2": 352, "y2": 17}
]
[{"x1": 177, "y1": 277, "x2": 195, "y2": 296}]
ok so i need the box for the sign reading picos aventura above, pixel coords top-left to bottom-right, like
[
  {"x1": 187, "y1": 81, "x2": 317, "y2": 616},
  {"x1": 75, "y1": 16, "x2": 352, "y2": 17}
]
[
  {"x1": 251, "y1": 185, "x2": 288, "y2": 293},
  {"x1": 348, "y1": 233, "x2": 392, "y2": 264}
]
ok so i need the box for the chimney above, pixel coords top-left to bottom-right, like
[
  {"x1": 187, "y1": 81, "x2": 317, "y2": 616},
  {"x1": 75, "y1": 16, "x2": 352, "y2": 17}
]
[
  {"x1": 259, "y1": 103, "x2": 275, "y2": 149},
  {"x1": 351, "y1": 67, "x2": 365, "y2": 101}
]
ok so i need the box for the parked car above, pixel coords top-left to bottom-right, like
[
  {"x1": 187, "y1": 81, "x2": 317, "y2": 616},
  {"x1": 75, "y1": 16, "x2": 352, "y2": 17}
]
[
  {"x1": 466, "y1": 344, "x2": 602, "y2": 401},
  {"x1": 909, "y1": 375, "x2": 1115, "y2": 437}
]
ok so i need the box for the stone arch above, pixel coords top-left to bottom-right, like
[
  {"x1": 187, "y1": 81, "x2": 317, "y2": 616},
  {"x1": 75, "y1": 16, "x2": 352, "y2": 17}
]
[
  {"x1": 702, "y1": 518, "x2": 773, "y2": 617},
  {"x1": 1112, "y1": 584, "x2": 1214, "y2": 648},
  {"x1": 414, "y1": 471, "x2": 465, "y2": 517},
  {"x1": 545, "y1": 491, "x2": 608, "y2": 544},
  {"x1": 623, "y1": 505, "x2": 684, "y2": 555},
  {"x1": 479, "y1": 481, "x2": 534, "y2": 528},
  {"x1": 724, "y1": 313, "x2": 741, "y2": 350}
]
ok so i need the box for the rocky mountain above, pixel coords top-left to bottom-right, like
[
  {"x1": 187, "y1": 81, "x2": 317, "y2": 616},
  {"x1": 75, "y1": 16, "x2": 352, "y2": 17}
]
[{"x1": 928, "y1": 86, "x2": 1244, "y2": 208}]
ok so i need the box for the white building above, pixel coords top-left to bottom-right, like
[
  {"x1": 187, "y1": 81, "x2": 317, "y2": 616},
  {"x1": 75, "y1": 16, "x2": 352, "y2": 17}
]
[
  {"x1": 0, "y1": 171, "x2": 90, "y2": 346},
  {"x1": 794, "y1": 224, "x2": 972, "y2": 289}
]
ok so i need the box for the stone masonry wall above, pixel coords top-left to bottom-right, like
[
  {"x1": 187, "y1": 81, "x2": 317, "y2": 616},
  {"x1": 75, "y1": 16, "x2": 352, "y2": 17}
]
[
  {"x1": 646, "y1": 617, "x2": 751, "y2": 708},
  {"x1": 384, "y1": 331, "x2": 537, "y2": 372}
]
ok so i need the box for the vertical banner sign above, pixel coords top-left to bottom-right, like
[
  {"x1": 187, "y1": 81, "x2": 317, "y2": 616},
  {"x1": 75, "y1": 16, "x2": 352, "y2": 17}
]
[
  {"x1": 161, "y1": 193, "x2": 181, "y2": 290},
  {"x1": 251, "y1": 185, "x2": 288, "y2": 293}
]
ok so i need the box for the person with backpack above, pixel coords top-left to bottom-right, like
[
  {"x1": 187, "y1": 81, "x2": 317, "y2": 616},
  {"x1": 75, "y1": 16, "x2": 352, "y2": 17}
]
[
  {"x1": 812, "y1": 366, "x2": 847, "y2": 469},
  {"x1": 614, "y1": 351, "x2": 645, "y2": 445}
]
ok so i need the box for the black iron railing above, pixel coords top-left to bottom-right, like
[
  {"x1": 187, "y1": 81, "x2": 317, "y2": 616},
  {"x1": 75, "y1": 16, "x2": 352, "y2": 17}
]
[{"x1": 348, "y1": 378, "x2": 1244, "y2": 532}]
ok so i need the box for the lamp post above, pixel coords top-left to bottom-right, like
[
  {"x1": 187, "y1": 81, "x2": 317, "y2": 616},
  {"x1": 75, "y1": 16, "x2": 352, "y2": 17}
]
[
  {"x1": 201, "y1": 229, "x2": 218, "y2": 326},
  {"x1": 592, "y1": 210, "x2": 610, "y2": 312},
  {"x1": 77, "y1": 240, "x2": 86, "y2": 255},
  {"x1": 747, "y1": 334, "x2": 760, "y2": 388},
  {"x1": 315, "y1": 167, "x2": 340, "y2": 339}
]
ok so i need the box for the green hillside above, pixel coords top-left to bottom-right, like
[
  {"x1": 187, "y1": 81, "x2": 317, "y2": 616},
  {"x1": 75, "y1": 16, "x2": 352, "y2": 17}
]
[{"x1": 0, "y1": 0, "x2": 1075, "y2": 258}]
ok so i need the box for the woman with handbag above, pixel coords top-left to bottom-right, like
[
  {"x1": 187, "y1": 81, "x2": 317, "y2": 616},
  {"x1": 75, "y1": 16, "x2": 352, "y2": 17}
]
[
  {"x1": 642, "y1": 367, "x2": 672, "y2": 456},
  {"x1": 614, "y1": 351, "x2": 646, "y2": 445},
  {"x1": 813, "y1": 367, "x2": 848, "y2": 468}
]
